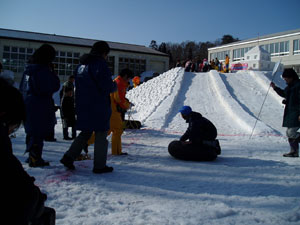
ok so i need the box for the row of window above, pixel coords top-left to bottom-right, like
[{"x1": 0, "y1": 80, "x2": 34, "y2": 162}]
[
  {"x1": 210, "y1": 50, "x2": 230, "y2": 61},
  {"x1": 260, "y1": 41, "x2": 289, "y2": 56},
  {"x1": 293, "y1": 39, "x2": 300, "y2": 55},
  {"x1": 233, "y1": 47, "x2": 254, "y2": 61},
  {"x1": 210, "y1": 39, "x2": 300, "y2": 61},
  {"x1": 1, "y1": 46, "x2": 146, "y2": 76},
  {"x1": 2, "y1": 46, "x2": 34, "y2": 73},
  {"x1": 118, "y1": 57, "x2": 146, "y2": 75}
]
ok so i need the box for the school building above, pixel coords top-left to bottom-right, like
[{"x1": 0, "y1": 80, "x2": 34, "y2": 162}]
[
  {"x1": 0, "y1": 28, "x2": 169, "y2": 82},
  {"x1": 208, "y1": 28, "x2": 300, "y2": 74}
]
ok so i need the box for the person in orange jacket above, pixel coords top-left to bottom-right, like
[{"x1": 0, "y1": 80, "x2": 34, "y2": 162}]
[
  {"x1": 108, "y1": 69, "x2": 134, "y2": 155},
  {"x1": 225, "y1": 54, "x2": 230, "y2": 73},
  {"x1": 132, "y1": 75, "x2": 140, "y2": 88}
]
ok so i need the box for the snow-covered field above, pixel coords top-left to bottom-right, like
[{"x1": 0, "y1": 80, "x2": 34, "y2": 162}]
[{"x1": 12, "y1": 68, "x2": 300, "y2": 224}]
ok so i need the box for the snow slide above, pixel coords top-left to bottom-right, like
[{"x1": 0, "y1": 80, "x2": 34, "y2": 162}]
[{"x1": 127, "y1": 68, "x2": 286, "y2": 137}]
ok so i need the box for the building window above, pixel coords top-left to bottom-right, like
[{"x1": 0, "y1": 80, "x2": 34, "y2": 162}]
[
  {"x1": 293, "y1": 39, "x2": 300, "y2": 55},
  {"x1": 232, "y1": 47, "x2": 253, "y2": 61},
  {"x1": 53, "y1": 51, "x2": 81, "y2": 77},
  {"x1": 1, "y1": 46, "x2": 83, "y2": 76},
  {"x1": 2, "y1": 46, "x2": 34, "y2": 72},
  {"x1": 118, "y1": 57, "x2": 146, "y2": 75},
  {"x1": 107, "y1": 56, "x2": 115, "y2": 75},
  {"x1": 211, "y1": 50, "x2": 230, "y2": 62},
  {"x1": 263, "y1": 41, "x2": 289, "y2": 57}
]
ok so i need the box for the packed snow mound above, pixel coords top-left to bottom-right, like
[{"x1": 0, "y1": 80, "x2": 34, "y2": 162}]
[
  {"x1": 126, "y1": 67, "x2": 184, "y2": 128},
  {"x1": 126, "y1": 68, "x2": 286, "y2": 136}
]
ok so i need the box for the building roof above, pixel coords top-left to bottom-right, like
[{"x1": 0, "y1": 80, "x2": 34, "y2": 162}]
[
  {"x1": 208, "y1": 28, "x2": 300, "y2": 51},
  {"x1": 0, "y1": 28, "x2": 168, "y2": 57}
]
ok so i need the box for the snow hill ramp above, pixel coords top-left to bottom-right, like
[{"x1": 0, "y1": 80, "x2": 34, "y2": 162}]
[{"x1": 126, "y1": 68, "x2": 286, "y2": 137}]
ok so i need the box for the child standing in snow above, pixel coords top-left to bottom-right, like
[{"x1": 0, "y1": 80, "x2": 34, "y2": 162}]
[
  {"x1": 108, "y1": 68, "x2": 134, "y2": 155},
  {"x1": 61, "y1": 87, "x2": 76, "y2": 140}
]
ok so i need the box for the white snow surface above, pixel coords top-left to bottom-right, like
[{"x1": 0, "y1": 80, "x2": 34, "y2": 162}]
[{"x1": 11, "y1": 68, "x2": 300, "y2": 225}]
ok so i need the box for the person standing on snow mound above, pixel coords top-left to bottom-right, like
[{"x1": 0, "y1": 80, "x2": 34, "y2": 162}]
[
  {"x1": 270, "y1": 68, "x2": 300, "y2": 157},
  {"x1": 168, "y1": 106, "x2": 221, "y2": 161},
  {"x1": 60, "y1": 41, "x2": 117, "y2": 173}
]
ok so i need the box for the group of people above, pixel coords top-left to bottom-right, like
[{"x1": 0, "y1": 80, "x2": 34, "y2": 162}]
[
  {"x1": 1, "y1": 41, "x2": 135, "y2": 224},
  {"x1": 17, "y1": 41, "x2": 137, "y2": 173},
  {"x1": 180, "y1": 54, "x2": 230, "y2": 73},
  {"x1": 1, "y1": 37, "x2": 299, "y2": 224}
]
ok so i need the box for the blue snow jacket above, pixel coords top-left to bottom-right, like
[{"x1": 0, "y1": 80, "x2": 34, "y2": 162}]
[
  {"x1": 20, "y1": 64, "x2": 60, "y2": 136},
  {"x1": 75, "y1": 54, "x2": 117, "y2": 132}
]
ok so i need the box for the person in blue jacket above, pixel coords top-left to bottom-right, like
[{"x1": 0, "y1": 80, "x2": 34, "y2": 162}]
[
  {"x1": 60, "y1": 41, "x2": 117, "y2": 173},
  {"x1": 19, "y1": 44, "x2": 60, "y2": 167}
]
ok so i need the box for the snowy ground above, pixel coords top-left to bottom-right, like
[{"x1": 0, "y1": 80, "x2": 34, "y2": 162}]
[{"x1": 12, "y1": 68, "x2": 300, "y2": 225}]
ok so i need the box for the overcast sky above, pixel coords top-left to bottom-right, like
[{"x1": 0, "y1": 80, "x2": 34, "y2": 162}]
[{"x1": 0, "y1": 0, "x2": 299, "y2": 46}]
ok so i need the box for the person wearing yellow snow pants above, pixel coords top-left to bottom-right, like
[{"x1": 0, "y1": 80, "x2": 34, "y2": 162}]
[
  {"x1": 108, "y1": 110, "x2": 124, "y2": 155},
  {"x1": 109, "y1": 69, "x2": 133, "y2": 155}
]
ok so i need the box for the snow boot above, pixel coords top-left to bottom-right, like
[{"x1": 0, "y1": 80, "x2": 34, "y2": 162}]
[
  {"x1": 29, "y1": 156, "x2": 50, "y2": 167},
  {"x1": 60, "y1": 154, "x2": 75, "y2": 170},
  {"x1": 283, "y1": 138, "x2": 299, "y2": 157},
  {"x1": 93, "y1": 166, "x2": 114, "y2": 174},
  {"x1": 28, "y1": 146, "x2": 50, "y2": 167}
]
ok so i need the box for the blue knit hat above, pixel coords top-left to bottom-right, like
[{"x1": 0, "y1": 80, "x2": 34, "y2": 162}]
[{"x1": 179, "y1": 106, "x2": 192, "y2": 115}]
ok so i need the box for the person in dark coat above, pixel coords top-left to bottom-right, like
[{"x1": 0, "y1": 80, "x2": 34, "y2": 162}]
[
  {"x1": 168, "y1": 106, "x2": 221, "y2": 161},
  {"x1": 271, "y1": 68, "x2": 300, "y2": 157},
  {"x1": 60, "y1": 41, "x2": 117, "y2": 173},
  {"x1": 1, "y1": 78, "x2": 56, "y2": 225},
  {"x1": 61, "y1": 87, "x2": 76, "y2": 140},
  {"x1": 19, "y1": 44, "x2": 60, "y2": 167}
]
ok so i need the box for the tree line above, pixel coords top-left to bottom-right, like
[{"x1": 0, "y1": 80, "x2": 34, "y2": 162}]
[{"x1": 149, "y1": 35, "x2": 239, "y2": 68}]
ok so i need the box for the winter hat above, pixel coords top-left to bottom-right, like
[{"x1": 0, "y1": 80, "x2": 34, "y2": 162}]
[
  {"x1": 179, "y1": 106, "x2": 192, "y2": 115},
  {"x1": 282, "y1": 68, "x2": 298, "y2": 80}
]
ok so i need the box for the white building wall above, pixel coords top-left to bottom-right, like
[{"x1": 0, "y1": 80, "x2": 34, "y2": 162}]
[{"x1": 208, "y1": 29, "x2": 300, "y2": 74}]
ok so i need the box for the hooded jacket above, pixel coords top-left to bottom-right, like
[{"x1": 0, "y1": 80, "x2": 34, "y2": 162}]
[
  {"x1": 20, "y1": 64, "x2": 60, "y2": 136},
  {"x1": 75, "y1": 54, "x2": 117, "y2": 132}
]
